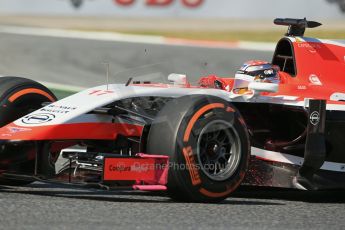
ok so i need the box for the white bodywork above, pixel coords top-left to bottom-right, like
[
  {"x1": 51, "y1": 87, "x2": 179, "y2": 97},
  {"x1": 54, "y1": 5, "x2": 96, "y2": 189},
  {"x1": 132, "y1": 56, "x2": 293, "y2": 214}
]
[
  {"x1": 14, "y1": 83, "x2": 345, "y2": 128},
  {"x1": 14, "y1": 84, "x2": 231, "y2": 127}
]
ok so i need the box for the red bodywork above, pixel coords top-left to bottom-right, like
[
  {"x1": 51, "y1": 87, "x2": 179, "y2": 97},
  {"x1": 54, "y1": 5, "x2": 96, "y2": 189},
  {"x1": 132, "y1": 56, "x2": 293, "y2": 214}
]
[
  {"x1": 201, "y1": 37, "x2": 345, "y2": 103},
  {"x1": 272, "y1": 38, "x2": 345, "y2": 100},
  {"x1": 1, "y1": 123, "x2": 143, "y2": 140}
]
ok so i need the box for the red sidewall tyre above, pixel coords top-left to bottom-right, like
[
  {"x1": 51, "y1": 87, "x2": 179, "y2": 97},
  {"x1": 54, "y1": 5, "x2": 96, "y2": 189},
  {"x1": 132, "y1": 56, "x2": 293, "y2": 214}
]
[
  {"x1": 0, "y1": 77, "x2": 56, "y2": 186},
  {"x1": 147, "y1": 95, "x2": 250, "y2": 202}
]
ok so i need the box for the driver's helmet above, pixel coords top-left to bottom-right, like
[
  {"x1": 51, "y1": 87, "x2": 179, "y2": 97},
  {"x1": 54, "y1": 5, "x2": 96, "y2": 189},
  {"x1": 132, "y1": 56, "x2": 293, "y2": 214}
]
[{"x1": 233, "y1": 60, "x2": 280, "y2": 94}]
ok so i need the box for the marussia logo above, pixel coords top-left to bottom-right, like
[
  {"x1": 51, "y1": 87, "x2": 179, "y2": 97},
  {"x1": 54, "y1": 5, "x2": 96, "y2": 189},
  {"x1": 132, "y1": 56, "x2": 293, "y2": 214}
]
[{"x1": 309, "y1": 74, "x2": 322, "y2": 86}]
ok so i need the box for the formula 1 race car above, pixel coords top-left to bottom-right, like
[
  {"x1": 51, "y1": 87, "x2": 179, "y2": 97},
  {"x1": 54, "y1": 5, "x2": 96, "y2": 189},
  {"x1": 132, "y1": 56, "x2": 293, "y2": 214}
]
[{"x1": 0, "y1": 18, "x2": 345, "y2": 202}]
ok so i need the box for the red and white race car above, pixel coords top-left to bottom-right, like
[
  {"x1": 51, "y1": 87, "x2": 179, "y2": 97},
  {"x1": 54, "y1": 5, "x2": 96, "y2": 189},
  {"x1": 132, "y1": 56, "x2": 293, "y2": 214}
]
[{"x1": 0, "y1": 18, "x2": 345, "y2": 202}]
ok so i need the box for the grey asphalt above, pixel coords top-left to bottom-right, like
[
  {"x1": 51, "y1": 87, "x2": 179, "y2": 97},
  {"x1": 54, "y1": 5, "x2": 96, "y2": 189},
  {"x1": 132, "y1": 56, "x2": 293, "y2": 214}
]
[
  {"x1": 0, "y1": 33, "x2": 272, "y2": 87},
  {"x1": 0, "y1": 33, "x2": 345, "y2": 230},
  {"x1": 1, "y1": 183, "x2": 345, "y2": 230}
]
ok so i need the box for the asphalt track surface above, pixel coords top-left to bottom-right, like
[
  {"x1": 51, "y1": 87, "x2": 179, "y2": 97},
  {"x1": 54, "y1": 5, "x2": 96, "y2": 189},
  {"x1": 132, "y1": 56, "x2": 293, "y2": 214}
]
[
  {"x1": 0, "y1": 33, "x2": 272, "y2": 87},
  {"x1": 0, "y1": 32, "x2": 345, "y2": 230}
]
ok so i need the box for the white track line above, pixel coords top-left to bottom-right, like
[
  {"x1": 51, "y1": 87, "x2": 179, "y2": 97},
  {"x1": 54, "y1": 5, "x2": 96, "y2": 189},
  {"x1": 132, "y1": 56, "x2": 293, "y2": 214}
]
[
  {"x1": 0, "y1": 26, "x2": 165, "y2": 45},
  {"x1": 0, "y1": 25, "x2": 275, "y2": 51}
]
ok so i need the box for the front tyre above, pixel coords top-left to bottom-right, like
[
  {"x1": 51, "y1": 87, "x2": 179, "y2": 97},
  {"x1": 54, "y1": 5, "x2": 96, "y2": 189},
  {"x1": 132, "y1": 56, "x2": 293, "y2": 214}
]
[
  {"x1": 147, "y1": 95, "x2": 250, "y2": 202},
  {"x1": 0, "y1": 77, "x2": 57, "y2": 186}
]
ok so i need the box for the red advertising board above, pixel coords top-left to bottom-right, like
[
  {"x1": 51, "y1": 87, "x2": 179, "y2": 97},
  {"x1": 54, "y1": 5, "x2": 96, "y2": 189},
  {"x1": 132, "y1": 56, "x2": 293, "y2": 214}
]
[{"x1": 114, "y1": 0, "x2": 203, "y2": 7}]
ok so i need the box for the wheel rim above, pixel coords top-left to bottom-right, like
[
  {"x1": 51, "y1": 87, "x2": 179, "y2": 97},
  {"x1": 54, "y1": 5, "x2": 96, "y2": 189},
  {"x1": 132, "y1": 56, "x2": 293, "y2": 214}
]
[{"x1": 196, "y1": 119, "x2": 241, "y2": 181}]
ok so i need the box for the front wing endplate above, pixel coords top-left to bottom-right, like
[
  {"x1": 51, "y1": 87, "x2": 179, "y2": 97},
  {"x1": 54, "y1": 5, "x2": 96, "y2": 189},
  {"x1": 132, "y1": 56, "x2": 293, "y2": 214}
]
[{"x1": 103, "y1": 153, "x2": 169, "y2": 191}]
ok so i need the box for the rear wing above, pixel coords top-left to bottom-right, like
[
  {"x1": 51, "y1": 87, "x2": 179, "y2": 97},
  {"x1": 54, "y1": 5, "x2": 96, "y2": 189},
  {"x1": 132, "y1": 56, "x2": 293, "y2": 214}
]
[{"x1": 274, "y1": 18, "x2": 322, "y2": 36}]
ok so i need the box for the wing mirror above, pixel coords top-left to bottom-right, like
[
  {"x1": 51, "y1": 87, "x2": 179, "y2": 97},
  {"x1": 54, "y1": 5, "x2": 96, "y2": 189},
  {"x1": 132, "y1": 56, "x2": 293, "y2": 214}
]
[
  {"x1": 168, "y1": 73, "x2": 189, "y2": 86},
  {"x1": 248, "y1": 82, "x2": 279, "y2": 94}
]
